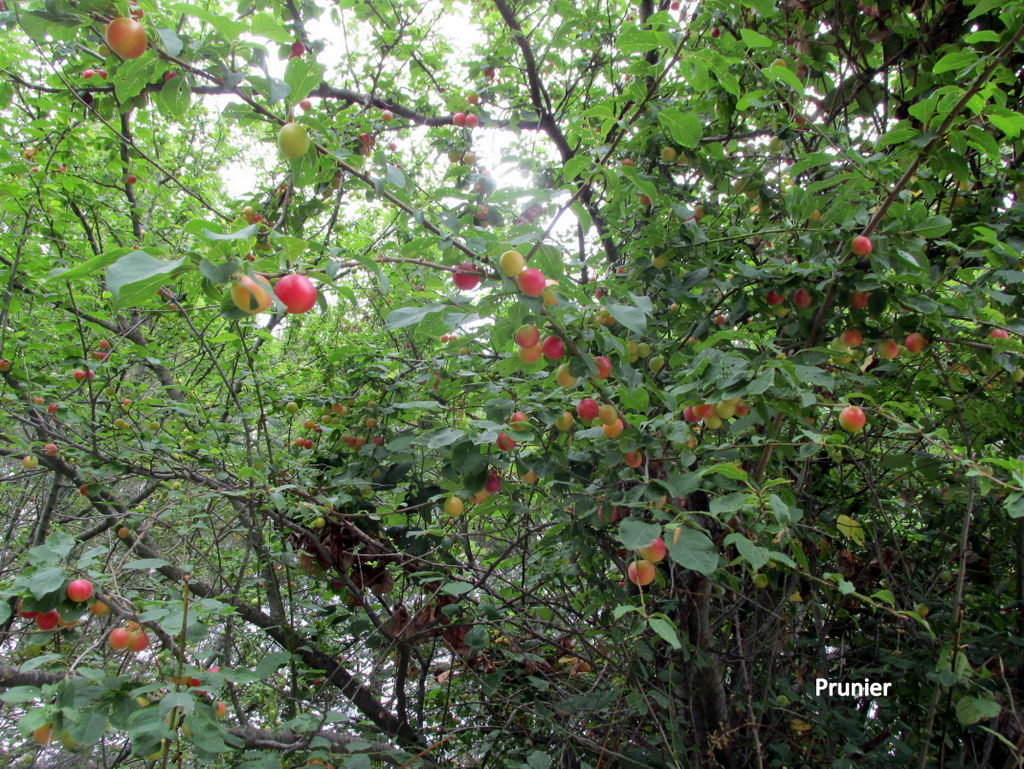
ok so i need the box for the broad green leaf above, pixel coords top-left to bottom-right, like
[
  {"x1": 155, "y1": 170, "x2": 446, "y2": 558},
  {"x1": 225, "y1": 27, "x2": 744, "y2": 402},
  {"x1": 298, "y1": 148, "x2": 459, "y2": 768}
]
[
  {"x1": 106, "y1": 252, "x2": 187, "y2": 303},
  {"x1": 647, "y1": 616, "x2": 682, "y2": 649},
  {"x1": 836, "y1": 515, "x2": 865, "y2": 545},
  {"x1": 666, "y1": 529, "x2": 718, "y2": 576},
  {"x1": 659, "y1": 108, "x2": 703, "y2": 148},
  {"x1": 616, "y1": 519, "x2": 661, "y2": 550}
]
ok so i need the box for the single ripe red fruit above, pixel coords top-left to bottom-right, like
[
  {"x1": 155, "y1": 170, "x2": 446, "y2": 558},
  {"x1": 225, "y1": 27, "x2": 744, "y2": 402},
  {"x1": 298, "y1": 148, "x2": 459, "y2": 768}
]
[
  {"x1": 710, "y1": 27, "x2": 721, "y2": 37},
  {"x1": 577, "y1": 398, "x2": 599, "y2": 422},
  {"x1": 517, "y1": 268, "x2": 546, "y2": 297},
  {"x1": 66, "y1": 579, "x2": 93, "y2": 602},
  {"x1": 83, "y1": 68, "x2": 95, "y2": 78},
  {"x1": 496, "y1": 432, "x2": 516, "y2": 451},
  {"x1": 126, "y1": 630, "x2": 149, "y2": 652},
  {"x1": 877, "y1": 338, "x2": 900, "y2": 359},
  {"x1": 452, "y1": 112, "x2": 467, "y2": 126},
  {"x1": 638, "y1": 537, "x2": 666, "y2": 562},
  {"x1": 624, "y1": 450, "x2": 643, "y2": 468},
  {"x1": 693, "y1": 404, "x2": 716, "y2": 419},
  {"x1": 683, "y1": 406, "x2": 700, "y2": 423},
  {"x1": 43, "y1": 443, "x2": 58, "y2": 456},
  {"x1": 593, "y1": 356, "x2": 612, "y2": 379},
  {"x1": 453, "y1": 262, "x2": 482, "y2": 291},
  {"x1": 105, "y1": 17, "x2": 147, "y2": 59},
  {"x1": 989, "y1": 328, "x2": 1010, "y2": 339},
  {"x1": 485, "y1": 471, "x2": 502, "y2": 493},
  {"x1": 841, "y1": 329, "x2": 863, "y2": 347},
  {"x1": 73, "y1": 369, "x2": 88, "y2": 381},
  {"x1": 36, "y1": 609, "x2": 60, "y2": 631},
  {"x1": 765, "y1": 290, "x2": 785, "y2": 306},
  {"x1": 108, "y1": 627, "x2": 130, "y2": 649},
  {"x1": 465, "y1": 114, "x2": 479, "y2": 128},
  {"x1": 47, "y1": 403, "x2": 58, "y2": 414},
  {"x1": 838, "y1": 405, "x2": 866, "y2": 433},
  {"x1": 509, "y1": 411, "x2": 529, "y2": 431},
  {"x1": 514, "y1": 324, "x2": 540, "y2": 348},
  {"x1": 274, "y1": 274, "x2": 318, "y2": 314},
  {"x1": 792, "y1": 288, "x2": 813, "y2": 308},
  {"x1": 639, "y1": 193, "x2": 652, "y2": 207},
  {"x1": 290, "y1": 40, "x2": 306, "y2": 57},
  {"x1": 299, "y1": 98, "x2": 312, "y2": 111},
  {"x1": 850, "y1": 235, "x2": 873, "y2": 257},
  {"x1": 381, "y1": 109, "x2": 393, "y2": 122},
  {"x1": 850, "y1": 291, "x2": 870, "y2": 310},
  {"x1": 627, "y1": 560, "x2": 656, "y2": 586},
  {"x1": 98, "y1": 339, "x2": 111, "y2": 350},
  {"x1": 541, "y1": 336, "x2": 564, "y2": 360},
  {"x1": 905, "y1": 332, "x2": 928, "y2": 354}
]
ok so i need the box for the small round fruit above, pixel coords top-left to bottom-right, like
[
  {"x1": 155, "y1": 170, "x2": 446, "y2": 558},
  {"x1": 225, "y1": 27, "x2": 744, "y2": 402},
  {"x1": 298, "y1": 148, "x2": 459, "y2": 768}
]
[
  {"x1": 278, "y1": 123, "x2": 310, "y2": 159},
  {"x1": 517, "y1": 268, "x2": 546, "y2": 297},
  {"x1": 838, "y1": 405, "x2": 866, "y2": 433},
  {"x1": 593, "y1": 356, "x2": 612, "y2": 379},
  {"x1": 274, "y1": 274, "x2": 318, "y2": 314},
  {"x1": 105, "y1": 17, "x2": 147, "y2": 59},
  {"x1": 36, "y1": 609, "x2": 60, "y2": 630},
  {"x1": 905, "y1": 332, "x2": 928, "y2": 354},
  {"x1": 453, "y1": 262, "x2": 482, "y2": 291},
  {"x1": 577, "y1": 398, "x2": 599, "y2": 422},
  {"x1": 515, "y1": 324, "x2": 540, "y2": 348},
  {"x1": 660, "y1": 147, "x2": 677, "y2": 163},
  {"x1": 126, "y1": 630, "x2": 149, "y2": 652},
  {"x1": 540, "y1": 336, "x2": 564, "y2": 360},
  {"x1": 496, "y1": 432, "x2": 516, "y2": 451},
  {"x1": 521, "y1": 469, "x2": 538, "y2": 484},
  {"x1": 765, "y1": 290, "x2": 785, "y2": 306},
  {"x1": 299, "y1": 98, "x2": 312, "y2": 111},
  {"x1": 465, "y1": 113, "x2": 479, "y2": 128},
  {"x1": 555, "y1": 364, "x2": 577, "y2": 387},
  {"x1": 792, "y1": 288, "x2": 812, "y2": 308},
  {"x1": 443, "y1": 497, "x2": 464, "y2": 517},
  {"x1": 22, "y1": 455, "x2": 39, "y2": 469},
  {"x1": 0, "y1": 358, "x2": 10, "y2": 372},
  {"x1": 509, "y1": 411, "x2": 529, "y2": 431},
  {"x1": 109, "y1": 627, "x2": 130, "y2": 649},
  {"x1": 602, "y1": 418, "x2": 624, "y2": 438},
  {"x1": 627, "y1": 560, "x2": 656, "y2": 586},
  {"x1": 877, "y1": 338, "x2": 900, "y2": 359},
  {"x1": 381, "y1": 109, "x2": 393, "y2": 122},
  {"x1": 638, "y1": 537, "x2": 666, "y2": 563},
  {"x1": 753, "y1": 573, "x2": 769, "y2": 588},
  {"x1": 452, "y1": 112, "x2": 466, "y2": 126},
  {"x1": 214, "y1": 701, "x2": 228, "y2": 719},
  {"x1": 988, "y1": 328, "x2": 1009, "y2": 340},
  {"x1": 43, "y1": 443, "x2": 58, "y2": 456},
  {"x1": 90, "y1": 600, "x2": 109, "y2": 616},
  {"x1": 597, "y1": 404, "x2": 617, "y2": 425},
  {"x1": 67, "y1": 579, "x2": 93, "y2": 603},
  {"x1": 499, "y1": 249, "x2": 524, "y2": 276},
  {"x1": 850, "y1": 235, "x2": 873, "y2": 256},
  {"x1": 841, "y1": 329, "x2": 863, "y2": 347},
  {"x1": 32, "y1": 725, "x2": 52, "y2": 745},
  {"x1": 648, "y1": 356, "x2": 665, "y2": 373},
  {"x1": 231, "y1": 275, "x2": 274, "y2": 314},
  {"x1": 849, "y1": 291, "x2": 870, "y2": 309},
  {"x1": 518, "y1": 344, "x2": 543, "y2": 363},
  {"x1": 624, "y1": 450, "x2": 643, "y2": 468},
  {"x1": 555, "y1": 411, "x2": 574, "y2": 431},
  {"x1": 285, "y1": 401, "x2": 299, "y2": 414}
]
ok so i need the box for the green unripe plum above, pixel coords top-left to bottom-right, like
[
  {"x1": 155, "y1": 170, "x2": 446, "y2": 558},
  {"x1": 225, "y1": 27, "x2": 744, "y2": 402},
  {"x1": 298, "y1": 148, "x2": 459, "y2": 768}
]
[{"x1": 278, "y1": 123, "x2": 310, "y2": 159}]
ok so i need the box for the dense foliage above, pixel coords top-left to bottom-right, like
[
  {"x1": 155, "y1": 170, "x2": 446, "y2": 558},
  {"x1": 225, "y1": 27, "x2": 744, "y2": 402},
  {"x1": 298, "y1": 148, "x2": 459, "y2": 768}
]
[{"x1": 1, "y1": 0, "x2": 1024, "y2": 767}]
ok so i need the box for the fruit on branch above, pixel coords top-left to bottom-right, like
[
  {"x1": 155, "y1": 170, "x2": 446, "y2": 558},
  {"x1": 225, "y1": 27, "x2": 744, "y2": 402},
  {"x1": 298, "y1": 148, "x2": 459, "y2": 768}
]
[
  {"x1": 90, "y1": 600, "x2": 109, "y2": 616},
  {"x1": 624, "y1": 451, "x2": 643, "y2": 468},
  {"x1": 877, "y1": 338, "x2": 900, "y2": 359},
  {"x1": 273, "y1": 273, "x2": 318, "y2": 314},
  {"x1": 36, "y1": 609, "x2": 60, "y2": 630},
  {"x1": 517, "y1": 268, "x2": 546, "y2": 297},
  {"x1": 652, "y1": 252, "x2": 669, "y2": 269},
  {"x1": 541, "y1": 336, "x2": 564, "y2": 360},
  {"x1": 792, "y1": 288, "x2": 812, "y2": 308},
  {"x1": 453, "y1": 112, "x2": 466, "y2": 126},
  {"x1": 443, "y1": 496, "x2": 464, "y2": 517},
  {"x1": 485, "y1": 472, "x2": 502, "y2": 493},
  {"x1": 841, "y1": 329, "x2": 863, "y2": 347},
  {"x1": 509, "y1": 411, "x2": 529, "y2": 431},
  {"x1": 905, "y1": 332, "x2": 928, "y2": 354},
  {"x1": 638, "y1": 537, "x2": 666, "y2": 563},
  {"x1": 126, "y1": 630, "x2": 149, "y2": 652},
  {"x1": 285, "y1": 401, "x2": 299, "y2": 414},
  {"x1": 32, "y1": 725, "x2": 52, "y2": 745},
  {"x1": 765, "y1": 290, "x2": 784, "y2": 306},
  {"x1": 66, "y1": 579, "x2": 93, "y2": 602},
  {"x1": 214, "y1": 701, "x2": 228, "y2": 719},
  {"x1": 105, "y1": 17, "x2": 147, "y2": 59},
  {"x1": 576, "y1": 398, "x2": 600, "y2": 422},
  {"x1": 22, "y1": 455, "x2": 38, "y2": 469},
  {"x1": 0, "y1": 358, "x2": 10, "y2": 371},
  {"x1": 988, "y1": 328, "x2": 1009, "y2": 339},
  {"x1": 660, "y1": 147, "x2": 677, "y2": 162},
  {"x1": 850, "y1": 235, "x2": 873, "y2": 256},
  {"x1": 648, "y1": 356, "x2": 665, "y2": 373},
  {"x1": 278, "y1": 123, "x2": 310, "y2": 159},
  {"x1": 515, "y1": 324, "x2": 540, "y2": 348},
  {"x1": 73, "y1": 369, "x2": 94, "y2": 381},
  {"x1": 43, "y1": 443, "x2": 58, "y2": 456},
  {"x1": 453, "y1": 262, "x2": 482, "y2": 291},
  {"x1": 627, "y1": 560, "x2": 656, "y2": 586},
  {"x1": 555, "y1": 411, "x2": 574, "y2": 431},
  {"x1": 593, "y1": 356, "x2": 612, "y2": 379},
  {"x1": 499, "y1": 250, "x2": 525, "y2": 277},
  {"x1": 290, "y1": 40, "x2": 305, "y2": 58},
  {"x1": 597, "y1": 404, "x2": 617, "y2": 425},
  {"x1": 838, "y1": 405, "x2": 866, "y2": 432},
  {"x1": 602, "y1": 418, "x2": 623, "y2": 438},
  {"x1": 850, "y1": 291, "x2": 870, "y2": 309},
  {"x1": 465, "y1": 114, "x2": 479, "y2": 128},
  {"x1": 496, "y1": 432, "x2": 516, "y2": 451},
  {"x1": 231, "y1": 274, "x2": 274, "y2": 314},
  {"x1": 518, "y1": 344, "x2": 542, "y2": 363},
  {"x1": 555, "y1": 364, "x2": 577, "y2": 387}
]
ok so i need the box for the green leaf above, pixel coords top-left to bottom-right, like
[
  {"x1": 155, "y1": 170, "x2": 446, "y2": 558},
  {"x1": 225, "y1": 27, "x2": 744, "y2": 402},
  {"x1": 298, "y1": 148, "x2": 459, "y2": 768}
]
[
  {"x1": 284, "y1": 57, "x2": 326, "y2": 104},
  {"x1": 25, "y1": 567, "x2": 66, "y2": 599},
  {"x1": 605, "y1": 303, "x2": 647, "y2": 335},
  {"x1": 666, "y1": 529, "x2": 718, "y2": 576},
  {"x1": 647, "y1": 616, "x2": 682, "y2": 649},
  {"x1": 198, "y1": 259, "x2": 240, "y2": 285},
  {"x1": 526, "y1": 752, "x2": 552, "y2": 769},
  {"x1": 384, "y1": 304, "x2": 443, "y2": 330},
  {"x1": 836, "y1": 514, "x2": 865, "y2": 545},
  {"x1": 739, "y1": 29, "x2": 773, "y2": 48},
  {"x1": 659, "y1": 108, "x2": 703, "y2": 148},
  {"x1": 616, "y1": 519, "x2": 661, "y2": 550},
  {"x1": 564, "y1": 155, "x2": 592, "y2": 181},
  {"x1": 955, "y1": 696, "x2": 1001, "y2": 725},
  {"x1": 106, "y1": 251, "x2": 187, "y2": 305},
  {"x1": 154, "y1": 74, "x2": 192, "y2": 120},
  {"x1": 0, "y1": 686, "x2": 43, "y2": 703},
  {"x1": 440, "y1": 581, "x2": 473, "y2": 596},
  {"x1": 253, "y1": 652, "x2": 291, "y2": 678},
  {"x1": 912, "y1": 215, "x2": 952, "y2": 239},
  {"x1": 156, "y1": 27, "x2": 184, "y2": 57},
  {"x1": 123, "y1": 558, "x2": 171, "y2": 570},
  {"x1": 933, "y1": 51, "x2": 977, "y2": 75},
  {"x1": 724, "y1": 533, "x2": 770, "y2": 570}
]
